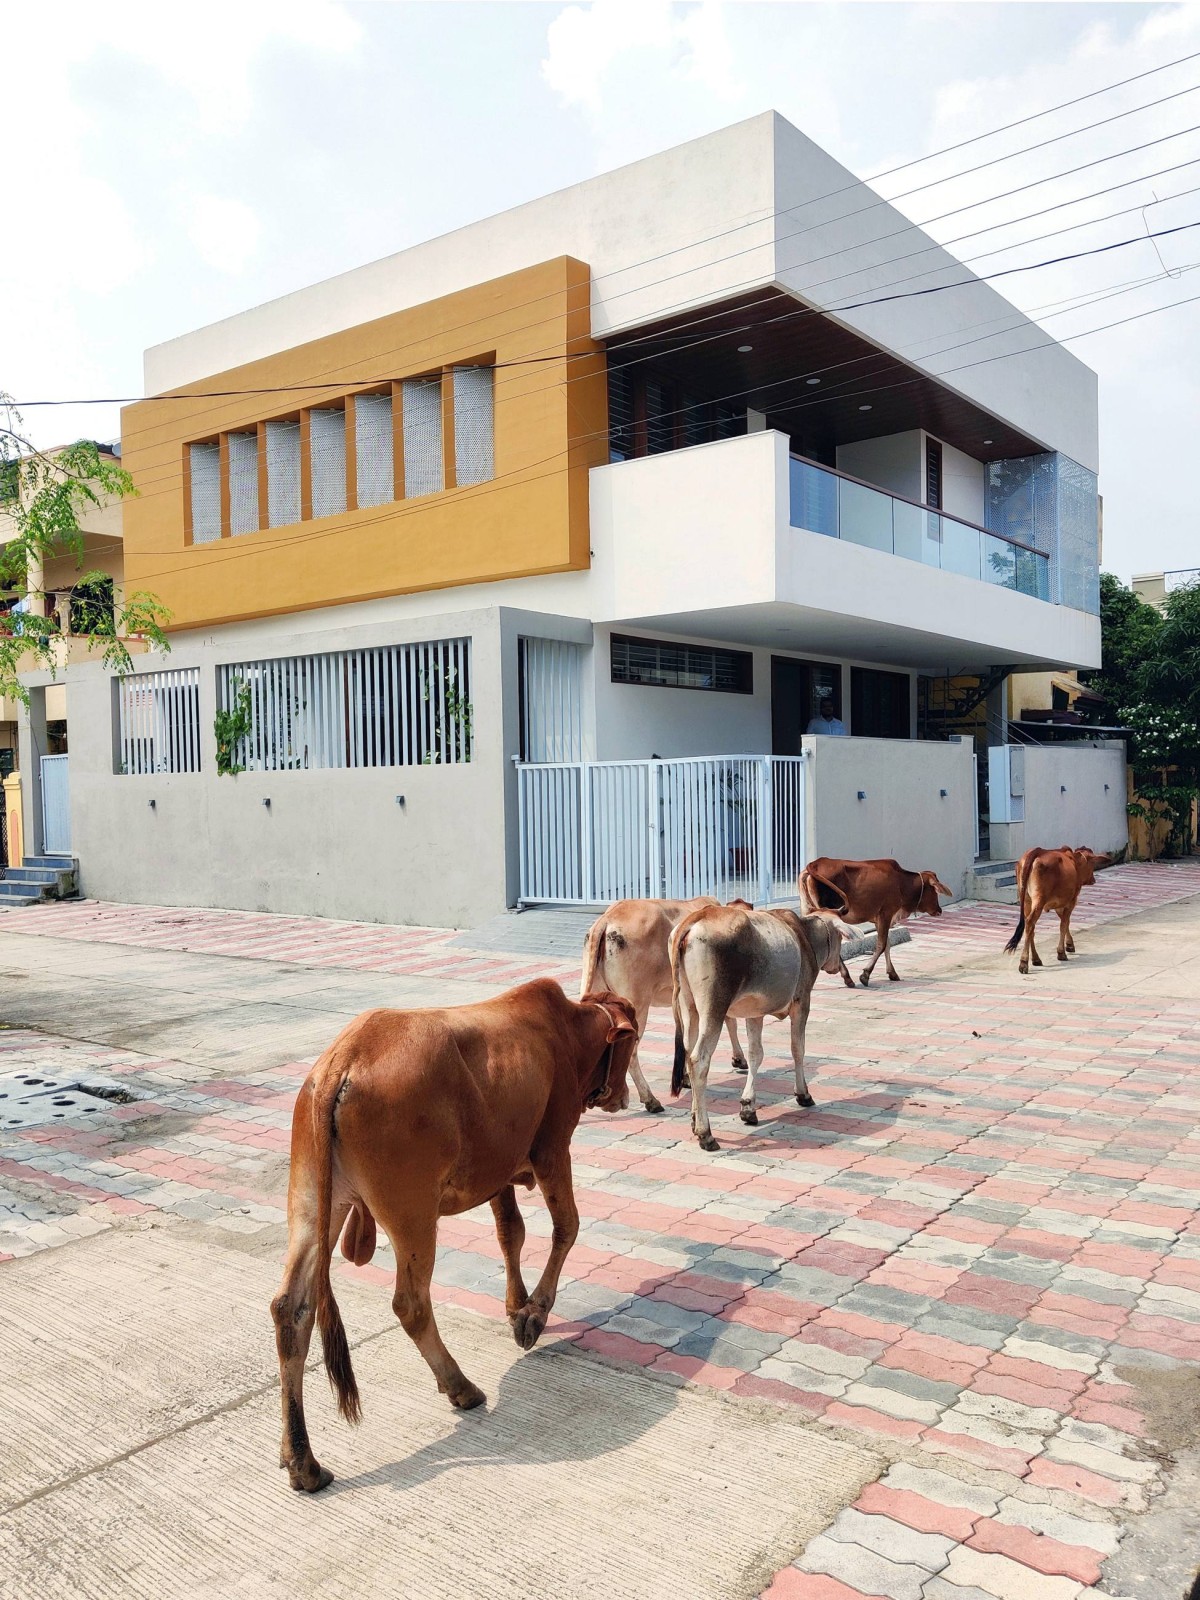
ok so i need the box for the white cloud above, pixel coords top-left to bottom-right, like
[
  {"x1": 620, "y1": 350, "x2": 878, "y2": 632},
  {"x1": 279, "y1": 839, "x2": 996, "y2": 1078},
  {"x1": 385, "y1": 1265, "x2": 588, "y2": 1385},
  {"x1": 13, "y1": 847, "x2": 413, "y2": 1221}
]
[
  {"x1": 542, "y1": 1, "x2": 740, "y2": 115},
  {"x1": 183, "y1": 195, "x2": 264, "y2": 276}
]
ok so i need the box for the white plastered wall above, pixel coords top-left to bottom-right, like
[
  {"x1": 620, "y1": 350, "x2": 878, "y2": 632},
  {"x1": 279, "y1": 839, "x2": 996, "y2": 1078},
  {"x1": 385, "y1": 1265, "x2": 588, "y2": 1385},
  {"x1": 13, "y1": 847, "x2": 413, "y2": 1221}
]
[
  {"x1": 803, "y1": 733, "x2": 977, "y2": 898},
  {"x1": 989, "y1": 743, "x2": 1128, "y2": 861}
]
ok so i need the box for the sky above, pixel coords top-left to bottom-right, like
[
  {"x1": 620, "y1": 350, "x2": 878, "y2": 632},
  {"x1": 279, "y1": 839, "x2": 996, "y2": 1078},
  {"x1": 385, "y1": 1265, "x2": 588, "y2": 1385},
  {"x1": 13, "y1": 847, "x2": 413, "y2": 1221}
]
[{"x1": 3, "y1": 0, "x2": 1200, "y2": 583}]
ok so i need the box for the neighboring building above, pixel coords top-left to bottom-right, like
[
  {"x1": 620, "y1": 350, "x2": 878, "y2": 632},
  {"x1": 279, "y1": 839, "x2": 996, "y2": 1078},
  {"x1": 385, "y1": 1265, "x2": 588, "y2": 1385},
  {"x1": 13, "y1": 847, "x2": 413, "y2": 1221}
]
[
  {"x1": 20, "y1": 114, "x2": 1125, "y2": 926},
  {"x1": 1132, "y1": 568, "x2": 1200, "y2": 611}
]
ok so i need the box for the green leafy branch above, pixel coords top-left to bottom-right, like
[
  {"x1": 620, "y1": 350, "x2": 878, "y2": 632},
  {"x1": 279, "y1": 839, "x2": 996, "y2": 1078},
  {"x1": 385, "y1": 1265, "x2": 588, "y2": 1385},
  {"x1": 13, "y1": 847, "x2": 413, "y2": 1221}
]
[{"x1": 214, "y1": 680, "x2": 253, "y2": 777}]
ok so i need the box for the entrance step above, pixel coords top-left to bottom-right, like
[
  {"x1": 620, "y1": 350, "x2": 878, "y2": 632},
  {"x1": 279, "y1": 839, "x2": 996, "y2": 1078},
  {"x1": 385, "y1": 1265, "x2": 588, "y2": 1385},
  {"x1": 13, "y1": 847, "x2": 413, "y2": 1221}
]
[
  {"x1": 0, "y1": 857, "x2": 79, "y2": 906},
  {"x1": 967, "y1": 860, "x2": 1020, "y2": 903}
]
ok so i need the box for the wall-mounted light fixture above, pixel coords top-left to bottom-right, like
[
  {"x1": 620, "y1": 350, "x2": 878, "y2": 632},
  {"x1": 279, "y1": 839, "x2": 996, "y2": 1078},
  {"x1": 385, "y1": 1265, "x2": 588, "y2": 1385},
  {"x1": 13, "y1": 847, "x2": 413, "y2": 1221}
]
[
  {"x1": 857, "y1": 790, "x2": 866, "y2": 801},
  {"x1": 1060, "y1": 785, "x2": 1067, "y2": 795},
  {"x1": 1104, "y1": 783, "x2": 1110, "y2": 793},
  {"x1": 262, "y1": 797, "x2": 271, "y2": 808},
  {"x1": 395, "y1": 794, "x2": 406, "y2": 807},
  {"x1": 939, "y1": 789, "x2": 948, "y2": 799},
  {"x1": 148, "y1": 799, "x2": 156, "y2": 809}
]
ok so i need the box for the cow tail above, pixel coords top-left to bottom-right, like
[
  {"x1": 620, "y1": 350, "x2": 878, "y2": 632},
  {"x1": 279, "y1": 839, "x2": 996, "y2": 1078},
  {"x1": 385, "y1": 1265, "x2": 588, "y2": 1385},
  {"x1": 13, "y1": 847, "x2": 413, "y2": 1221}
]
[
  {"x1": 671, "y1": 928, "x2": 690, "y2": 1098},
  {"x1": 580, "y1": 916, "x2": 605, "y2": 1000},
  {"x1": 1004, "y1": 855, "x2": 1030, "y2": 954},
  {"x1": 311, "y1": 1069, "x2": 361, "y2": 1426}
]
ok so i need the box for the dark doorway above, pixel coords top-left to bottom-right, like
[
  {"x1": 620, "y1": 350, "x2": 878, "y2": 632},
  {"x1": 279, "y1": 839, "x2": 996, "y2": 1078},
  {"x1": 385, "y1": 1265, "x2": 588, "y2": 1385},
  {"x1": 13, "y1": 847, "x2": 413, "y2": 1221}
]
[
  {"x1": 772, "y1": 657, "x2": 841, "y2": 754},
  {"x1": 850, "y1": 667, "x2": 911, "y2": 739}
]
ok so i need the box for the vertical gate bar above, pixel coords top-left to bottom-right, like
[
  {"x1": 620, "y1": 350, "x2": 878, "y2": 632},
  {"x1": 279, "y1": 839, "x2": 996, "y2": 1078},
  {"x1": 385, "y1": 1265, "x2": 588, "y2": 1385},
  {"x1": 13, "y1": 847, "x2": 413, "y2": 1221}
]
[{"x1": 758, "y1": 756, "x2": 773, "y2": 905}]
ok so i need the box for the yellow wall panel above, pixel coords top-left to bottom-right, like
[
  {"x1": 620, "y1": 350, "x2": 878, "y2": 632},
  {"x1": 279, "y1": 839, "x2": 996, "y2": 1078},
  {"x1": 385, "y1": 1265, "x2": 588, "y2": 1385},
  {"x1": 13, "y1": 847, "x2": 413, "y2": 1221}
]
[{"x1": 121, "y1": 257, "x2": 606, "y2": 630}]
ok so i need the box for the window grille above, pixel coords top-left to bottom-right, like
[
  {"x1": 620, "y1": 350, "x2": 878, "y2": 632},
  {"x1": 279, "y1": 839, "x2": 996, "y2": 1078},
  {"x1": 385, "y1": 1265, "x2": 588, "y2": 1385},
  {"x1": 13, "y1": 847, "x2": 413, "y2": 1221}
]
[
  {"x1": 607, "y1": 365, "x2": 635, "y2": 462},
  {"x1": 266, "y1": 420, "x2": 301, "y2": 528},
  {"x1": 228, "y1": 431, "x2": 259, "y2": 535},
  {"x1": 519, "y1": 638, "x2": 584, "y2": 761},
  {"x1": 189, "y1": 443, "x2": 221, "y2": 543},
  {"x1": 611, "y1": 634, "x2": 752, "y2": 694},
  {"x1": 117, "y1": 668, "x2": 202, "y2": 775},
  {"x1": 309, "y1": 408, "x2": 347, "y2": 519},
  {"x1": 355, "y1": 393, "x2": 393, "y2": 509},
  {"x1": 453, "y1": 366, "x2": 494, "y2": 487},
  {"x1": 217, "y1": 638, "x2": 472, "y2": 771},
  {"x1": 402, "y1": 377, "x2": 444, "y2": 497}
]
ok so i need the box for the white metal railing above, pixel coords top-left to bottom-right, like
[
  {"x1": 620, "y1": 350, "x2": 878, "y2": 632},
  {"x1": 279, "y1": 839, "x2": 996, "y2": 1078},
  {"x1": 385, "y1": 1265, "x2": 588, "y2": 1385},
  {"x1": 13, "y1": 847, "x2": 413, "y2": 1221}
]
[
  {"x1": 516, "y1": 754, "x2": 807, "y2": 907},
  {"x1": 41, "y1": 754, "x2": 71, "y2": 854},
  {"x1": 118, "y1": 667, "x2": 202, "y2": 775},
  {"x1": 217, "y1": 638, "x2": 471, "y2": 771}
]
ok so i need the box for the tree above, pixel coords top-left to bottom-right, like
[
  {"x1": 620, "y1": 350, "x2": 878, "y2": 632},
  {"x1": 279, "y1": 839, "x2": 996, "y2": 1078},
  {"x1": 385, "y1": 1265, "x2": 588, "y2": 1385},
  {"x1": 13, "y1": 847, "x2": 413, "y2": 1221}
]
[
  {"x1": 0, "y1": 395, "x2": 170, "y2": 706},
  {"x1": 1086, "y1": 572, "x2": 1200, "y2": 858}
]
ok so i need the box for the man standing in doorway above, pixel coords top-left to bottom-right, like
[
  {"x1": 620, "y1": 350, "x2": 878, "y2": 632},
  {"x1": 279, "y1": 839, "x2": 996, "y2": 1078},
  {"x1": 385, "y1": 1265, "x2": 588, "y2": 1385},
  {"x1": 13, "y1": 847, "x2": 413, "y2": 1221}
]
[{"x1": 806, "y1": 696, "x2": 847, "y2": 736}]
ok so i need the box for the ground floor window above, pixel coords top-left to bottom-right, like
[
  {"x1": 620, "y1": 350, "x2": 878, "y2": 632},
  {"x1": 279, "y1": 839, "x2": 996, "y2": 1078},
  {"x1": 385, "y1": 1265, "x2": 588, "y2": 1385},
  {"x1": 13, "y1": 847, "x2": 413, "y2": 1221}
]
[
  {"x1": 851, "y1": 666, "x2": 911, "y2": 739},
  {"x1": 611, "y1": 634, "x2": 752, "y2": 694},
  {"x1": 217, "y1": 638, "x2": 472, "y2": 771}
]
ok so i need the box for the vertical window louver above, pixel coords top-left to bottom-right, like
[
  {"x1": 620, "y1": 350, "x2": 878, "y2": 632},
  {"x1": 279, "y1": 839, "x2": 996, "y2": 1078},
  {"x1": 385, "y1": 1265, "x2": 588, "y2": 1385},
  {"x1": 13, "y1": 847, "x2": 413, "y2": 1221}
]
[
  {"x1": 189, "y1": 442, "x2": 221, "y2": 543},
  {"x1": 453, "y1": 366, "x2": 494, "y2": 487},
  {"x1": 608, "y1": 365, "x2": 635, "y2": 462},
  {"x1": 228, "y1": 431, "x2": 259, "y2": 536},
  {"x1": 402, "y1": 377, "x2": 444, "y2": 498},
  {"x1": 355, "y1": 393, "x2": 394, "y2": 509},
  {"x1": 266, "y1": 420, "x2": 301, "y2": 527},
  {"x1": 309, "y1": 407, "x2": 347, "y2": 518}
]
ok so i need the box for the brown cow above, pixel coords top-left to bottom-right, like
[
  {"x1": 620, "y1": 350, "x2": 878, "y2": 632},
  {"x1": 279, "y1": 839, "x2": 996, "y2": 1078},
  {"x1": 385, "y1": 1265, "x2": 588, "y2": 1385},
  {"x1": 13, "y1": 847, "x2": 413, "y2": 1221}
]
[
  {"x1": 270, "y1": 979, "x2": 638, "y2": 1492},
  {"x1": 669, "y1": 903, "x2": 850, "y2": 1150},
  {"x1": 1004, "y1": 845, "x2": 1109, "y2": 975},
  {"x1": 800, "y1": 857, "x2": 953, "y2": 987},
  {"x1": 581, "y1": 897, "x2": 748, "y2": 1113}
]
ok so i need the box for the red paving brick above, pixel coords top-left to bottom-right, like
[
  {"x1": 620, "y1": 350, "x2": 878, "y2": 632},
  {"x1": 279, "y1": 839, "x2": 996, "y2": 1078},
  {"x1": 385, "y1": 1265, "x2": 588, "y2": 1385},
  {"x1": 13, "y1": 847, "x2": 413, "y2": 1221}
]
[{"x1": 3, "y1": 861, "x2": 1200, "y2": 1600}]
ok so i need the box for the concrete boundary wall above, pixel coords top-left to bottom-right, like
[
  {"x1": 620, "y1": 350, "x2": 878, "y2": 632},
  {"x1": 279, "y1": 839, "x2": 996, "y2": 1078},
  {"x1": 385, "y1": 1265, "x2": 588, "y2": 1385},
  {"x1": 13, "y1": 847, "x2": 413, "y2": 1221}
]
[
  {"x1": 54, "y1": 605, "x2": 512, "y2": 929},
  {"x1": 803, "y1": 734, "x2": 977, "y2": 899},
  {"x1": 989, "y1": 742, "x2": 1128, "y2": 862}
]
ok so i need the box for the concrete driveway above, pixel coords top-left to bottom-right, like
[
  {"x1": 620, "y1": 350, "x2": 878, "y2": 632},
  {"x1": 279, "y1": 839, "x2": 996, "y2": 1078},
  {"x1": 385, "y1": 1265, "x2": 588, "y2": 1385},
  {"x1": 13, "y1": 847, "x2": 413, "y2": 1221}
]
[{"x1": 1, "y1": 861, "x2": 1199, "y2": 1599}]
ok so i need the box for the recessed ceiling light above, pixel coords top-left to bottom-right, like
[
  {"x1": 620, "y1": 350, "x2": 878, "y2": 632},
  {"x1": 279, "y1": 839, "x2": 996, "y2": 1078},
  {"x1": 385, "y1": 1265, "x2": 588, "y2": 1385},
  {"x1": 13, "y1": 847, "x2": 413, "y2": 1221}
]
[
  {"x1": 806, "y1": 377, "x2": 821, "y2": 386},
  {"x1": 858, "y1": 404, "x2": 872, "y2": 412},
  {"x1": 983, "y1": 438, "x2": 993, "y2": 446},
  {"x1": 737, "y1": 344, "x2": 753, "y2": 353}
]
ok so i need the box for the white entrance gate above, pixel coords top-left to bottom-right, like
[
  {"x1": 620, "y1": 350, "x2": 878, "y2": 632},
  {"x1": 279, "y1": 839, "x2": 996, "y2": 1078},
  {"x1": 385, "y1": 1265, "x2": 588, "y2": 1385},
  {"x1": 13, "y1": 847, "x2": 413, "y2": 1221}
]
[
  {"x1": 41, "y1": 754, "x2": 71, "y2": 855},
  {"x1": 516, "y1": 754, "x2": 807, "y2": 907}
]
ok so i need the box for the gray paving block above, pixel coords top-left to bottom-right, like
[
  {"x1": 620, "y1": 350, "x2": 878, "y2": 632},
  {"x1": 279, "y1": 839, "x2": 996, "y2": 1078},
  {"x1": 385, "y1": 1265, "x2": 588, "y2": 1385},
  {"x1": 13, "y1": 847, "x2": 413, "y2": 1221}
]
[
  {"x1": 856, "y1": 1364, "x2": 963, "y2": 1409},
  {"x1": 913, "y1": 1313, "x2": 1010, "y2": 1352}
]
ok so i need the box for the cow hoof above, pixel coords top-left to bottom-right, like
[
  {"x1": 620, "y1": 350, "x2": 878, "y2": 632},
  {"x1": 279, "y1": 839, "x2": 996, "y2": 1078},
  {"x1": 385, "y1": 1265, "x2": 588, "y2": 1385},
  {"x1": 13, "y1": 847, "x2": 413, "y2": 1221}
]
[
  {"x1": 448, "y1": 1378, "x2": 487, "y2": 1409},
  {"x1": 858, "y1": 972, "x2": 871, "y2": 988},
  {"x1": 289, "y1": 1463, "x2": 334, "y2": 1494},
  {"x1": 643, "y1": 1096, "x2": 665, "y2": 1115},
  {"x1": 1058, "y1": 952, "x2": 1068, "y2": 962},
  {"x1": 732, "y1": 1056, "x2": 748, "y2": 1074},
  {"x1": 698, "y1": 1132, "x2": 721, "y2": 1152},
  {"x1": 1018, "y1": 963, "x2": 1029, "y2": 976},
  {"x1": 796, "y1": 1091, "x2": 815, "y2": 1108},
  {"x1": 739, "y1": 1106, "x2": 758, "y2": 1125},
  {"x1": 512, "y1": 1307, "x2": 547, "y2": 1351},
  {"x1": 888, "y1": 971, "x2": 901, "y2": 982}
]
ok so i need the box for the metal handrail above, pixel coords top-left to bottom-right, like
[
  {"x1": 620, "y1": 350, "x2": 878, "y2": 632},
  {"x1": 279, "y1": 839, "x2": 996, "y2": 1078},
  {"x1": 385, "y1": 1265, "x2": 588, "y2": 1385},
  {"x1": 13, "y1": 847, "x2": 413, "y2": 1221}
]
[{"x1": 789, "y1": 451, "x2": 1043, "y2": 557}]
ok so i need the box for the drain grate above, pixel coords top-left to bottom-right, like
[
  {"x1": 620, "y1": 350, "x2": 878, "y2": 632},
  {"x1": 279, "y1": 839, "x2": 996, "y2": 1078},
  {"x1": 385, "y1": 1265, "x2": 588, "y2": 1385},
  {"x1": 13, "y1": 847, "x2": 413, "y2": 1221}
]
[{"x1": 0, "y1": 1070, "x2": 142, "y2": 1129}]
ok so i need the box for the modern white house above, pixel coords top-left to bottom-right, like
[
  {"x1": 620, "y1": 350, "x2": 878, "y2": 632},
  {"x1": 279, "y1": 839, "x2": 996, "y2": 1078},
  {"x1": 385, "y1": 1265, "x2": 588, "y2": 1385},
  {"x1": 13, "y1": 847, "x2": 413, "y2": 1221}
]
[{"x1": 16, "y1": 113, "x2": 1127, "y2": 927}]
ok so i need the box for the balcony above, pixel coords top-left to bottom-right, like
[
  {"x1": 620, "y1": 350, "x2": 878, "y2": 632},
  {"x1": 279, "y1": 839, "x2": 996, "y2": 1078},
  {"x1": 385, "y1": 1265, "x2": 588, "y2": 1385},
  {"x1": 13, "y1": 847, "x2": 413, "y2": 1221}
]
[
  {"x1": 789, "y1": 457, "x2": 1049, "y2": 601},
  {"x1": 589, "y1": 430, "x2": 1101, "y2": 671}
]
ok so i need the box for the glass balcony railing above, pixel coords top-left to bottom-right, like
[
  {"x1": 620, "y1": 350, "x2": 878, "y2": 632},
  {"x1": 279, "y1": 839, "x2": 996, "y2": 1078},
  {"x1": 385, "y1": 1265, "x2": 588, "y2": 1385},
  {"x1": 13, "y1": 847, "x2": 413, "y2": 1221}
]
[{"x1": 790, "y1": 456, "x2": 1050, "y2": 601}]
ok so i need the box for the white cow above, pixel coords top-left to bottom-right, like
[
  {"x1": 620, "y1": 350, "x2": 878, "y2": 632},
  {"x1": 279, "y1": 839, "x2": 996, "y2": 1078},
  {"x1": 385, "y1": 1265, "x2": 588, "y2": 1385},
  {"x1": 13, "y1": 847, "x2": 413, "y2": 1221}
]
[{"x1": 669, "y1": 904, "x2": 849, "y2": 1151}]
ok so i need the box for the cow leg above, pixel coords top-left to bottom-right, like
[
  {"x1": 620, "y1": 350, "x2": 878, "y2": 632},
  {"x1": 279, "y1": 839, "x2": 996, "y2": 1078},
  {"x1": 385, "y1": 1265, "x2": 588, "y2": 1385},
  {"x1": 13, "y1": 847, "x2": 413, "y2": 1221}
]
[
  {"x1": 859, "y1": 918, "x2": 890, "y2": 986},
  {"x1": 1065, "y1": 919, "x2": 1076, "y2": 954},
  {"x1": 629, "y1": 1005, "x2": 663, "y2": 1114},
  {"x1": 1020, "y1": 906, "x2": 1043, "y2": 975},
  {"x1": 726, "y1": 1017, "x2": 748, "y2": 1074},
  {"x1": 490, "y1": 1185, "x2": 530, "y2": 1322},
  {"x1": 271, "y1": 1196, "x2": 351, "y2": 1493},
  {"x1": 688, "y1": 1021, "x2": 724, "y2": 1151},
  {"x1": 791, "y1": 994, "x2": 815, "y2": 1108},
  {"x1": 1057, "y1": 909, "x2": 1071, "y2": 961},
  {"x1": 389, "y1": 1216, "x2": 484, "y2": 1411},
  {"x1": 882, "y1": 917, "x2": 902, "y2": 981},
  {"x1": 512, "y1": 1152, "x2": 580, "y2": 1351},
  {"x1": 738, "y1": 1017, "x2": 765, "y2": 1124}
]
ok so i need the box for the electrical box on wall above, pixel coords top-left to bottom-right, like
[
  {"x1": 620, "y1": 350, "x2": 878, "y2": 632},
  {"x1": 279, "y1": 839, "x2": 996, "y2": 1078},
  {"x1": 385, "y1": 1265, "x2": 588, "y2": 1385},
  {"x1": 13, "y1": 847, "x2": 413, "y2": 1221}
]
[{"x1": 988, "y1": 746, "x2": 1025, "y2": 823}]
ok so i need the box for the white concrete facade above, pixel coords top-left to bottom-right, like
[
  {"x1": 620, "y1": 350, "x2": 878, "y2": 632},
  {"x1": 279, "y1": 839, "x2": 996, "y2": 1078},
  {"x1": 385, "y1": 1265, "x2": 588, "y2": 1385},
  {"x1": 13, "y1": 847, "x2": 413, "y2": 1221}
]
[
  {"x1": 988, "y1": 743, "x2": 1129, "y2": 862},
  {"x1": 21, "y1": 112, "x2": 1111, "y2": 929}
]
